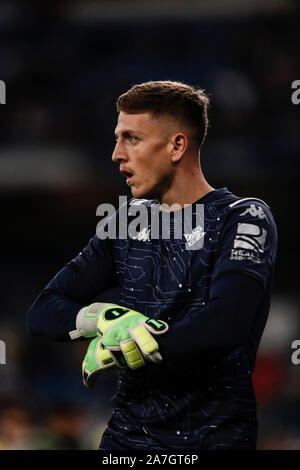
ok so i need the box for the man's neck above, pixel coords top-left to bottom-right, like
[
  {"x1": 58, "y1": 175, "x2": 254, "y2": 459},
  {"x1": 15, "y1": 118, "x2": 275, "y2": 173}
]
[{"x1": 159, "y1": 166, "x2": 214, "y2": 208}]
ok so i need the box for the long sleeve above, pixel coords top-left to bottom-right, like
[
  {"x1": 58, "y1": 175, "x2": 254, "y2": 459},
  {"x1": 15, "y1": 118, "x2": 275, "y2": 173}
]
[
  {"x1": 26, "y1": 234, "x2": 118, "y2": 341},
  {"x1": 158, "y1": 199, "x2": 277, "y2": 364},
  {"x1": 158, "y1": 271, "x2": 264, "y2": 361}
]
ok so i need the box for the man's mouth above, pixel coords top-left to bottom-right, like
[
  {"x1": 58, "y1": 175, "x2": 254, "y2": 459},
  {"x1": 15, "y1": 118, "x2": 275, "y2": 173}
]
[{"x1": 120, "y1": 169, "x2": 134, "y2": 184}]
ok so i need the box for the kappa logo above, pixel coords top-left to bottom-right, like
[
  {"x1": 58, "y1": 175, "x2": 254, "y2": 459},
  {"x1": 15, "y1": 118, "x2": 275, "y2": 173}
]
[
  {"x1": 131, "y1": 227, "x2": 150, "y2": 242},
  {"x1": 239, "y1": 204, "x2": 268, "y2": 222},
  {"x1": 184, "y1": 225, "x2": 205, "y2": 248}
]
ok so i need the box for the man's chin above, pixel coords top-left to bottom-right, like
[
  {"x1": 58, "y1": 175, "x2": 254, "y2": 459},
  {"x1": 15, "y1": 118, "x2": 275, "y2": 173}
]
[
  {"x1": 131, "y1": 186, "x2": 146, "y2": 199},
  {"x1": 131, "y1": 185, "x2": 158, "y2": 201}
]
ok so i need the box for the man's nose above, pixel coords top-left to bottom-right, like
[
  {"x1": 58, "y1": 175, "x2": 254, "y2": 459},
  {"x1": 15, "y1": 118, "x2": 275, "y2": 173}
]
[{"x1": 112, "y1": 141, "x2": 128, "y2": 163}]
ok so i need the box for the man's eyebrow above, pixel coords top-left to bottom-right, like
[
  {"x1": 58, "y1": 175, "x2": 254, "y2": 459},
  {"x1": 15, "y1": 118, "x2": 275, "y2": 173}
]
[{"x1": 114, "y1": 129, "x2": 145, "y2": 137}]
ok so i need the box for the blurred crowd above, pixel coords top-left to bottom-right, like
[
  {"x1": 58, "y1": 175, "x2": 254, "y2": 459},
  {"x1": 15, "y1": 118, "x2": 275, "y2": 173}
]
[
  {"x1": 0, "y1": 1, "x2": 299, "y2": 449},
  {"x1": 0, "y1": 397, "x2": 106, "y2": 449}
]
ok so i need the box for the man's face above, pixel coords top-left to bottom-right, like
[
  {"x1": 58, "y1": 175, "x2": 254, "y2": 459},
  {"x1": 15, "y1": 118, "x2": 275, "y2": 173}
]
[{"x1": 112, "y1": 111, "x2": 174, "y2": 200}]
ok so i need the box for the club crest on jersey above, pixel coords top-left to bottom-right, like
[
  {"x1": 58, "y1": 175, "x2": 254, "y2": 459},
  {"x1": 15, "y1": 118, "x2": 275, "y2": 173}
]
[
  {"x1": 239, "y1": 204, "x2": 268, "y2": 222},
  {"x1": 184, "y1": 225, "x2": 205, "y2": 248}
]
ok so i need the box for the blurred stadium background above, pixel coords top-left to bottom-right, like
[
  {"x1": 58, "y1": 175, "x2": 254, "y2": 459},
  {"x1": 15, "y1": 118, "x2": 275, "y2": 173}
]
[{"x1": 0, "y1": 0, "x2": 299, "y2": 449}]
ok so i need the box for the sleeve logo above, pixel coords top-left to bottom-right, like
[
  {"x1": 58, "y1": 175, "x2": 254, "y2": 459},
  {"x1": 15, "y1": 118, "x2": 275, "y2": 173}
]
[
  {"x1": 230, "y1": 223, "x2": 267, "y2": 263},
  {"x1": 239, "y1": 204, "x2": 269, "y2": 222}
]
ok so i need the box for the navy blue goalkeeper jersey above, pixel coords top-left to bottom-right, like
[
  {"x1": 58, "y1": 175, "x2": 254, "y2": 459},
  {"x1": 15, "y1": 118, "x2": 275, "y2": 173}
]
[{"x1": 28, "y1": 187, "x2": 277, "y2": 449}]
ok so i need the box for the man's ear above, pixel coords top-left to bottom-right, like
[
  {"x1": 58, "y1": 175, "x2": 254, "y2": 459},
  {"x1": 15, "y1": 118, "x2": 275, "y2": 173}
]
[{"x1": 169, "y1": 133, "x2": 187, "y2": 163}]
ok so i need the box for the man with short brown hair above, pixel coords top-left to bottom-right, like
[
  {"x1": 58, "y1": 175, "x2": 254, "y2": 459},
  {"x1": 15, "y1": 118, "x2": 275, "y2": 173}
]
[
  {"x1": 117, "y1": 80, "x2": 209, "y2": 149},
  {"x1": 113, "y1": 81, "x2": 212, "y2": 206},
  {"x1": 27, "y1": 80, "x2": 277, "y2": 450}
]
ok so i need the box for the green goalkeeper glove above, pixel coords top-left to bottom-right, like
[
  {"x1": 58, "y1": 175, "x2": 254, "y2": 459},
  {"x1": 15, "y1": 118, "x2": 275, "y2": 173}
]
[
  {"x1": 82, "y1": 337, "x2": 120, "y2": 388},
  {"x1": 69, "y1": 302, "x2": 107, "y2": 340},
  {"x1": 97, "y1": 304, "x2": 169, "y2": 370}
]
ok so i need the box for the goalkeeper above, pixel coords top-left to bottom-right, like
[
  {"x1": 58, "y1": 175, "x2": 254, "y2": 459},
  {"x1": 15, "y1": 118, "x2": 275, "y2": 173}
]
[{"x1": 27, "y1": 81, "x2": 277, "y2": 450}]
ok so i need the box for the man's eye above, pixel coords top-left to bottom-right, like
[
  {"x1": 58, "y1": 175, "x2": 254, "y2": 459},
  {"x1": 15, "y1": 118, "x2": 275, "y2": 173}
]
[{"x1": 128, "y1": 136, "x2": 137, "y2": 143}]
